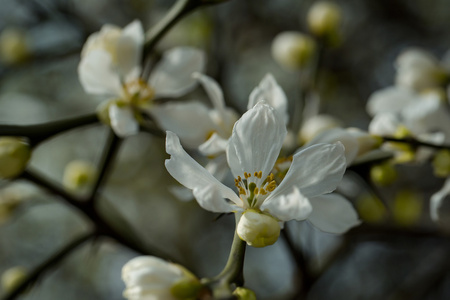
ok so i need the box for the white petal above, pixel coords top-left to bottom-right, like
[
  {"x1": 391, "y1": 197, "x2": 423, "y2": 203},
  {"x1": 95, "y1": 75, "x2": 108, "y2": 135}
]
[
  {"x1": 78, "y1": 50, "x2": 123, "y2": 96},
  {"x1": 248, "y1": 73, "x2": 289, "y2": 124},
  {"x1": 430, "y1": 177, "x2": 450, "y2": 221},
  {"x1": 306, "y1": 128, "x2": 359, "y2": 165},
  {"x1": 366, "y1": 86, "x2": 418, "y2": 117},
  {"x1": 165, "y1": 131, "x2": 242, "y2": 211},
  {"x1": 150, "y1": 47, "x2": 206, "y2": 98},
  {"x1": 308, "y1": 194, "x2": 361, "y2": 233},
  {"x1": 150, "y1": 101, "x2": 216, "y2": 148},
  {"x1": 261, "y1": 186, "x2": 312, "y2": 222},
  {"x1": 109, "y1": 104, "x2": 139, "y2": 137},
  {"x1": 115, "y1": 20, "x2": 144, "y2": 78},
  {"x1": 199, "y1": 133, "x2": 228, "y2": 157},
  {"x1": 193, "y1": 72, "x2": 225, "y2": 110},
  {"x1": 272, "y1": 143, "x2": 346, "y2": 199},
  {"x1": 226, "y1": 102, "x2": 287, "y2": 180},
  {"x1": 205, "y1": 154, "x2": 229, "y2": 181},
  {"x1": 368, "y1": 112, "x2": 401, "y2": 136}
]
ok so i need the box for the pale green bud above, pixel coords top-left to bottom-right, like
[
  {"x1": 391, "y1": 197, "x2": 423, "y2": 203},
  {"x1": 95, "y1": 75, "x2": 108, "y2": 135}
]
[
  {"x1": 0, "y1": 137, "x2": 31, "y2": 179},
  {"x1": 370, "y1": 162, "x2": 397, "y2": 186},
  {"x1": 237, "y1": 210, "x2": 280, "y2": 248},
  {"x1": 0, "y1": 28, "x2": 29, "y2": 65},
  {"x1": 392, "y1": 190, "x2": 423, "y2": 226},
  {"x1": 170, "y1": 278, "x2": 203, "y2": 299},
  {"x1": 432, "y1": 149, "x2": 450, "y2": 178},
  {"x1": 356, "y1": 193, "x2": 387, "y2": 223},
  {"x1": 272, "y1": 31, "x2": 316, "y2": 71},
  {"x1": 307, "y1": 1, "x2": 342, "y2": 39},
  {"x1": 62, "y1": 160, "x2": 97, "y2": 193},
  {"x1": 233, "y1": 287, "x2": 257, "y2": 300},
  {"x1": 1, "y1": 266, "x2": 27, "y2": 293}
]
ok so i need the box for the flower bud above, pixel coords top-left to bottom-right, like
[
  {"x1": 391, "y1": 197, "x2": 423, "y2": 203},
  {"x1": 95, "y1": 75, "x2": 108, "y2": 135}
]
[
  {"x1": 432, "y1": 149, "x2": 450, "y2": 178},
  {"x1": 271, "y1": 32, "x2": 316, "y2": 71},
  {"x1": 233, "y1": 287, "x2": 257, "y2": 300},
  {"x1": 0, "y1": 137, "x2": 31, "y2": 179},
  {"x1": 307, "y1": 2, "x2": 341, "y2": 39},
  {"x1": 299, "y1": 114, "x2": 342, "y2": 144},
  {"x1": 122, "y1": 256, "x2": 201, "y2": 300},
  {"x1": 0, "y1": 27, "x2": 29, "y2": 65},
  {"x1": 237, "y1": 210, "x2": 280, "y2": 248},
  {"x1": 370, "y1": 162, "x2": 397, "y2": 186},
  {"x1": 62, "y1": 160, "x2": 97, "y2": 193},
  {"x1": 346, "y1": 128, "x2": 383, "y2": 156},
  {"x1": 356, "y1": 193, "x2": 386, "y2": 223},
  {"x1": 1, "y1": 266, "x2": 27, "y2": 293},
  {"x1": 392, "y1": 190, "x2": 423, "y2": 226}
]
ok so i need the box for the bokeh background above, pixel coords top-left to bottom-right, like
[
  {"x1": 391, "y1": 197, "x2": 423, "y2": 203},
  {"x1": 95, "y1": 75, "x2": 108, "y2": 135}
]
[{"x1": 1, "y1": 0, "x2": 450, "y2": 299}]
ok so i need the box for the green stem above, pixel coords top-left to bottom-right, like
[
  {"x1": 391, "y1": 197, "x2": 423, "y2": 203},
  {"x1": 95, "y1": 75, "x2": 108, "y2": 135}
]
[
  {"x1": 0, "y1": 113, "x2": 98, "y2": 147},
  {"x1": 203, "y1": 230, "x2": 247, "y2": 299},
  {"x1": 382, "y1": 136, "x2": 450, "y2": 150},
  {"x1": 1, "y1": 232, "x2": 95, "y2": 300}
]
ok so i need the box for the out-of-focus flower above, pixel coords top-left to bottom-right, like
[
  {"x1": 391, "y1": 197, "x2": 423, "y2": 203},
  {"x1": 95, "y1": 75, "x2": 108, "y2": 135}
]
[
  {"x1": 1, "y1": 266, "x2": 27, "y2": 293},
  {"x1": 430, "y1": 177, "x2": 450, "y2": 222},
  {"x1": 432, "y1": 150, "x2": 450, "y2": 178},
  {"x1": 395, "y1": 48, "x2": 449, "y2": 92},
  {"x1": 78, "y1": 20, "x2": 205, "y2": 137},
  {"x1": 62, "y1": 160, "x2": 97, "y2": 193},
  {"x1": 299, "y1": 114, "x2": 343, "y2": 144},
  {"x1": 0, "y1": 182, "x2": 37, "y2": 224},
  {"x1": 355, "y1": 193, "x2": 387, "y2": 224},
  {"x1": 165, "y1": 102, "x2": 360, "y2": 247},
  {"x1": 392, "y1": 189, "x2": 423, "y2": 226},
  {"x1": 0, "y1": 137, "x2": 31, "y2": 179},
  {"x1": 271, "y1": 32, "x2": 316, "y2": 71},
  {"x1": 370, "y1": 162, "x2": 397, "y2": 186},
  {"x1": 0, "y1": 27, "x2": 30, "y2": 65},
  {"x1": 307, "y1": 1, "x2": 341, "y2": 43},
  {"x1": 233, "y1": 287, "x2": 257, "y2": 300},
  {"x1": 122, "y1": 256, "x2": 202, "y2": 300}
]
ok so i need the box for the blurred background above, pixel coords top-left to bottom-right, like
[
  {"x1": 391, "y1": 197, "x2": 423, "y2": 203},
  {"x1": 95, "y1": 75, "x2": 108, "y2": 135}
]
[{"x1": 1, "y1": 0, "x2": 450, "y2": 299}]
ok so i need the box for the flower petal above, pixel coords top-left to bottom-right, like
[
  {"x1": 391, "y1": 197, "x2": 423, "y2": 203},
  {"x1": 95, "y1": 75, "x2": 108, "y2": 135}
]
[
  {"x1": 199, "y1": 133, "x2": 228, "y2": 157},
  {"x1": 150, "y1": 101, "x2": 216, "y2": 149},
  {"x1": 115, "y1": 20, "x2": 144, "y2": 79},
  {"x1": 150, "y1": 47, "x2": 206, "y2": 98},
  {"x1": 226, "y1": 102, "x2": 287, "y2": 180},
  {"x1": 308, "y1": 193, "x2": 361, "y2": 233},
  {"x1": 430, "y1": 177, "x2": 450, "y2": 221},
  {"x1": 261, "y1": 186, "x2": 312, "y2": 222},
  {"x1": 366, "y1": 86, "x2": 418, "y2": 117},
  {"x1": 78, "y1": 49, "x2": 123, "y2": 96},
  {"x1": 193, "y1": 72, "x2": 225, "y2": 110},
  {"x1": 368, "y1": 112, "x2": 401, "y2": 136},
  {"x1": 109, "y1": 104, "x2": 139, "y2": 137},
  {"x1": 165, "y1": 131, "x2": 242, "y2": 212},
  {"x1": 272, "y1": 143, "x2": 346, "y2": 199},
  {"x1": 248, "y1": 73, "x2": 289, "y2": 124}
]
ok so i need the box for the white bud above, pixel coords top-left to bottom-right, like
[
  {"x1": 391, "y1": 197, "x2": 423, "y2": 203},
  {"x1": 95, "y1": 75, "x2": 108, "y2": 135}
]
[
  {"x1": 307, "y1": 1, "x2": 341, "y2": 38},
  {"x1": 237, "y1": 210, "x2": 281, "y2": 248},
  {"x1": 272, "y1": 32, "x2": 316, "y2": 70},
  {"x1": 1, "y1": 266, "x2": 27, "y2": 293},
  {"x1": 299, "y1": 114, "x2": 342, "y2": 143},
  {"x1": 0, "y1": 137, "x2": 31, "y2": 179},
  {"x1": 122, "y1": 256, "x2": 201, "y2": 300}
]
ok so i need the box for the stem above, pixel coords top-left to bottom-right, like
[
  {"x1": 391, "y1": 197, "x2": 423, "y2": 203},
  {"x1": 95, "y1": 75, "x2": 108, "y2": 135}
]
[
  {"x1": 0, "y1": 113, "x2": 98, "y2": 147},
  {"x1": 381, "y1": 136, "x2": 450, "y2": 150},
  {"x1": 1, "y1": 232, "x2": 95, "y2": 300},
  {"x1": 203, "y1": 230, "x2": 247, "y2": 299}
]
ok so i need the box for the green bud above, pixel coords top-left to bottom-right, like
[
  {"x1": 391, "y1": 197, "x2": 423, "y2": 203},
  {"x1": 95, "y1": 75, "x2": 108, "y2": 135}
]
[
  {"x1": 237, "y1": 209, "x2": 280, "y2": 248},
  {"x1": 233, "y1": 287, "x2": 257, "y2": 300},
  {"x1": 307, "y1": 1, "x2": 341, "y2": 41},
  {"x1": 1, "y1": 266, "x2": 27, "y2": 293},
  {"x1": 356, "y1": 193, "x2": 387, "y2": 223},
  {"x1": 272, "y1": 31, "x2": 316, "y2": 70},
  {"x1": 170, "y1": 278, "x2": 203, "y2": 299},
  {"x1": 0, "y1": 27, "x2": 29, "y2": 65},
  {"x1": 0, "y1": 137, "x2": 31, "y2": 179},
  {"x1": 392, "y1": 190, "x2": 422, "y2": 226},
  {"x1": 62, "y1": 160, "x2": 97, "y2": 193},
  {"x1": 370, "y1": 162, "x2": 397, "y2": 186},
  {"x1": 432, "y1": 149, "x2": 450, "y2": 178}
]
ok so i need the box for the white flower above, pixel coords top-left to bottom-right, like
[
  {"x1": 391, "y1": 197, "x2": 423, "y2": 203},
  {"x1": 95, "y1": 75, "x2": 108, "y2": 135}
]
[
  {"x1": 271, "y1": 31, "x2": 316, "y2": 70},
  {"x1": 122, "y1": 256, "x2": 201, "y2": 300},
  {"x1": 78, "y1": 20, "x2": 205, "y2": 137},
  {"x1": 165, "y1": 102, "x2": 360, "y2": 246},
  {"x1": 430, "y1": 177, "x2": 450, "y2": 222}
]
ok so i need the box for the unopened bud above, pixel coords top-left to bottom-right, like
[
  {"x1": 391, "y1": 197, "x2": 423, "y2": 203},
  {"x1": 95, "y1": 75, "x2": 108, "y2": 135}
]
[
  {"x1": 432, "y1": 149, "x2": 450, "y2": 178},
  {"x1": 0, "y1": 137, "x2": 31, "y2": 179},
  {"x1": 356, "y1": 194, "x2": 386, "y2": 223},
  {"x1": 233, "y1": 287, "x2": 257, "y2": 300},
  {"x1": 1, "y1": 266, "x2": 27, "y2": 293},
  {"x1": 299, "y1": 114, "x2": 342, "y2": 144},
  {"x1": 62, "y1": 160, "x2": 97, "y2": 193},
  {"x1": 0, "y1": 28, "x2": 29, "y2": 65},
  {"x1": 307, "y1": 1, "x2": 341, "y2": 40},
  {"x1": 370, "y1": 162, "x2": 397, "y2": 186},
  {"x1": 392, "y1": 190, "x2": 422, "y2": 226},
  {"x1": 170, "y1": 278, "x2": 203, "y2": 299},
  {"x1": 272, "y1": 32, "x2": 316, "y2": 70},
  {"x1": 237, "y1": 210, "x2": 280, "y2": 248}
]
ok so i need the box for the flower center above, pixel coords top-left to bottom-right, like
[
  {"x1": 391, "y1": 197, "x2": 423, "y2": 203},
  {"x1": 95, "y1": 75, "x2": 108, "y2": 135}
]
[
  {"x1": 234, "y1": 171, "x2": 277, "y2": 208},
  {"x1": 122, "y1": 79, "x2": 155, "y2": 107}
]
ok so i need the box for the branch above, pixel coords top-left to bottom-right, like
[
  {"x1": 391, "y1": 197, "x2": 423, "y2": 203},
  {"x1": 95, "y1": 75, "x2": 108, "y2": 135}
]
[
  {"x1": 381, "y1": 136, "x2": 450, "y2": 150},
  {"x1": 1, "y1": 232, "x2": 95, "y2": 300}
]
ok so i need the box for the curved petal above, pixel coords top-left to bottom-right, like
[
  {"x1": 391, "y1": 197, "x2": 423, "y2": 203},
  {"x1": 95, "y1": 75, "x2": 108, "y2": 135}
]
[
  {"x1": 150, "y1": 101, "x2": 216, "y2": 148},
  {"x1": 199, "y1": 133, "x2": 228, "y2": 157},
  {"x1": 248, "y1": 73, "x2": 289, "y2": 124},
  {"x1": 150, "y1": 47, "x2": 206, "y2": 98},
  {"x1": 368, "y1": 112, "x2": 401, "y2": 136},
  {"x1": 115, "y1": 20, "x2": 144, "y2": 79},
  {"x1": 430, "y1": 177, "x2": 450, "y2": 221},
  {"x1": 272, "y1": 143, "x2": 346, "y2": 199},
  {"x1": 205, "y1": 154, "x2": 229, "y2": 181},
  {"x1": 78, "y1": 50, "x2": 123, "y2": 96},
  {"x1": 306, "y1": 128, "x2": 359, "y2": 165},
  {"x1": 193, "y1": 73, "x2": 225, "y2": 110},
  {"x1": 226, "y1": 102, "x2": 287, "y2": 181},
  {"x1": 109, "y1": 104, "x2": 139, "y2": 137},
  {"x1": 308, "y1": 193, "x2": 361, "y2": 233},
  {"x1": 366, "y1": 87, "x2": 418, "y2": 117},
  {"x1": 261, "y1": 186, "x2": 312, "y2": 222},
  {"x1": 165, "y1": 131, "x2": 242, "y2": 212}
]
